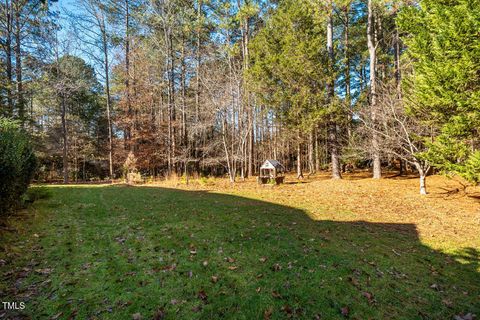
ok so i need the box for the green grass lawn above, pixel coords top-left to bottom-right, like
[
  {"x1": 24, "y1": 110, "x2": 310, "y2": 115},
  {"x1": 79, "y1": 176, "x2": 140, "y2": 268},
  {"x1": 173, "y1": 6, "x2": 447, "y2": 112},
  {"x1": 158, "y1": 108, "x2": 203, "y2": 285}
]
[{"x1": 1, "y1": 185, "x2": 479, "y2": 319}]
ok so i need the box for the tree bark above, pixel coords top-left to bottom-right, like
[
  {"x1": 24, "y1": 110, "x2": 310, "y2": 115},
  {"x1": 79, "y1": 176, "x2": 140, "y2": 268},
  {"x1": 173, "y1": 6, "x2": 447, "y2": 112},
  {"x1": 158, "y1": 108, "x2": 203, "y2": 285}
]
[
  {"x1": 181, "y1": 35, "x2": 187, "y2": 146},
  {"x1": 195, "y1": 0, "x2": 202, "y2": 123},
  {"x1": 222, "y1": 118, "x2": 235, "y2": 183},
  {"x1": 4, "y1": 0, "x2": 14, "y2": 117},
  {"x1": 327, "y1": 1, "x2": 342, "y2": 180},
  {"x1": 61, "y1": 96, "x2": 68, "y2": 183},
  {"x1": 314, "y1": 127, "x2": 320, "y2": 172},
  {"x1": 308, "y1": 130, "x2": 314, "y2": 174},
  {"x1": 240, "y1": 1, "x2": 253, "y2": 178},
  {"x1": 415, "y1": 163, "x2": 427, "y2": 195},
  {"x1": 124, "y1": 0, "x2": 132, "y2": 149},
  {"x1": 297, "y1": 131, "x2": 303, "y2": 179},
  {"x1": 394, "y1": 22, "x2": 402, "y2": 99},
  {"x1": 14, "y1": 0, "x2": 23, "y2": 124},
  {"x1": 193, "y1": 0, "x2": 202, "y2": 175},
  {"x1": 101, "y1": 14, "x2": 113, "y2": 181},
  {"x1": 169, "y1": 32, "x2": 176, "y2": 174},
  {"x1": 368, "y1": 0, "x2": 381, "y2": 179},
  {"x1": 344, "y1": 4, "x2": 351, "y2": 138}
]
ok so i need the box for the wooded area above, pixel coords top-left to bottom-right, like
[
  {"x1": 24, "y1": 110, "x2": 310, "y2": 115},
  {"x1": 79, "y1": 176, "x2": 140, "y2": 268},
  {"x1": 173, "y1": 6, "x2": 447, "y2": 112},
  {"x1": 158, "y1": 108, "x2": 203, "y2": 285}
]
[{"x1": 1, "y1": 0, "x2": 479, "y2": 194}]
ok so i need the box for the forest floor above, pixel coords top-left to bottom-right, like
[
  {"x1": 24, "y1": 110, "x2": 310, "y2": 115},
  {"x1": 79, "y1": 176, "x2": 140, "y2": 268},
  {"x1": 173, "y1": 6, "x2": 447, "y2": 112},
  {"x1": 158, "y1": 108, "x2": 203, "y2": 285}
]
[{"x1": 1, "y1": 172, "x2": 479, "y2": 319}]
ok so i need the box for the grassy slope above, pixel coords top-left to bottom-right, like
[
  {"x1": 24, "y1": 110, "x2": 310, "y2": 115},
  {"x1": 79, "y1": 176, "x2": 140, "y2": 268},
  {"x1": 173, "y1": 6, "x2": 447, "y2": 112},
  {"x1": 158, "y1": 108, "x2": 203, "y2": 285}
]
[{"x1": 1, "y1": 184, "x2": 479, "y2": 319}]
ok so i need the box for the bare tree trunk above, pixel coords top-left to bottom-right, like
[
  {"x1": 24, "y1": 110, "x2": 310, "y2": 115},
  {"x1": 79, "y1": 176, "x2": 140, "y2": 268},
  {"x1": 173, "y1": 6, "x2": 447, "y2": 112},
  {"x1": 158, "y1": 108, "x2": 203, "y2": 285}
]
[
  {"x1": 240, "y1": 3, "x2": 253, "y2": 178},
  {"x1": 344, "y1": 4, "x2": 351, "y2": 138},
  {"x1": 61, "y1": 96, "x2": 68, "y2": 183},
  {"x1": 5, "y1": 0, "x2": 13, "y2": 117},
  {"x1": 368, "y1": 0, "x2": 381, "y2": 179},
  {"x1": 414, "y1": 162, "x2": 427, "y2": 195},
  {"x1": 394, "y1": 22, "x2": 402, "y2": 99},
  {"x1": 297, "y1": 131, "x2": 303, "y2": 179},
  {"x1": 73, "y1": 136, "x2": 78, "y2": 182},
  {"x1": 14, "y1": 0, "x2": 23, "y2": 124},
  {"x1": 181, "y1": 35, "x2": 187, "y2": 146},
  {"x1": 314, "y1": 127, "x2": 320, "y2": 172},
  {"x1": 393, "y1": 24, "x2": 404, "y2": 180},
  {"x1": 308, "y1": 130, "x2": 314, "y2": 174},
  {"x1": 169, "y1": 32, "x2": 176, "y2": 175},
  {"x1": 125, "y1": 0, "x2": 132, "y2": 149},
  {"x1": 101, "y1": 20, "x2": 113, "y2": 181},
  {"x1": 195, "y1": 0, "x2": 202, "y2": 123},
  {"x1": 222, "y1": 118, "x2": 235, "y2": 183},
  {"x1": 248, "y1": 108, "x2": 253, "y2": 177},
  {"x1": 327, "y1": 2, "x2": 342, "y2": 179},
  {"x1": 273, "y1": 119, "x2": 278, "y2": 160},
  {"x1": 192, "y1": 0, "x2": 202, "y2": 176}
]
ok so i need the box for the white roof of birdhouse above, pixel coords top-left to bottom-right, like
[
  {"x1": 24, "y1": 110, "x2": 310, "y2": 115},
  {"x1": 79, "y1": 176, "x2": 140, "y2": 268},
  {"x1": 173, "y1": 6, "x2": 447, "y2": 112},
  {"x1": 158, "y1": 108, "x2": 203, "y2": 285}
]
[{"x1": 260, "y1": 159, "x2": 284, "y2": 170}]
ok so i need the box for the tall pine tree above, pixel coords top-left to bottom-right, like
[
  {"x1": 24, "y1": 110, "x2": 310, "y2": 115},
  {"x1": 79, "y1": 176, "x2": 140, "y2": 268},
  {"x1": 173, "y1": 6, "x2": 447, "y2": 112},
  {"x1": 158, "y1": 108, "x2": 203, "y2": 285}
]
[{"x1": 400, "y1": 0, "x2": 480, "y2": 183}]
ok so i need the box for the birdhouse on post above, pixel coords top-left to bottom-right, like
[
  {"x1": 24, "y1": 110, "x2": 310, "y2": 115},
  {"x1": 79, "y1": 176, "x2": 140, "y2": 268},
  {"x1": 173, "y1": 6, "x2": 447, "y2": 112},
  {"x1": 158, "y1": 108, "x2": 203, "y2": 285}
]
[{"x1": 258, "y1": 160, "x2": 285, "y2": 185}]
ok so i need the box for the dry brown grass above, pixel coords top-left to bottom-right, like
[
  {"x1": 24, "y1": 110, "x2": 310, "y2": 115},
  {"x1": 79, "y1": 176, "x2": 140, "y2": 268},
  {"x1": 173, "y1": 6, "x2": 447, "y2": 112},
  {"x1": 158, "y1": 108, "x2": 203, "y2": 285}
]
[{"x1": 149, "y1": 171, "x2": 480, "y2": 253}]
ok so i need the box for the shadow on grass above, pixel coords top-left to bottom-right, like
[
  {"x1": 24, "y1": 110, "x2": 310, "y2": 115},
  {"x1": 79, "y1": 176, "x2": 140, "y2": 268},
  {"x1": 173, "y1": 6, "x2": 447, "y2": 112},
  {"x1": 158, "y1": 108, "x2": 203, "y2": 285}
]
[{"x1": 1, "y1": 185, "x2": 479, "y2": 320}]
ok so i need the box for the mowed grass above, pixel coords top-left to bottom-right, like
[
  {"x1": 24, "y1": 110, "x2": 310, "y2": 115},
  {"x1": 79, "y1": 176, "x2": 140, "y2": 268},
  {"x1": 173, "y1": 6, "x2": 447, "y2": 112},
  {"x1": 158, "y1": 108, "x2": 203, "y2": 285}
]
[{"x1": 1, "y1": 182, "x2": 479, "y2": 319}]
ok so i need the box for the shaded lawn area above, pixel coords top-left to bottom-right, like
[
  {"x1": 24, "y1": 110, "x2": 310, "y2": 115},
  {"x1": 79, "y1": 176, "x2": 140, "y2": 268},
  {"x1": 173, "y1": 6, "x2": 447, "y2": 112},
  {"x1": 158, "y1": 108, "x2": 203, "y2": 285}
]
[{"x1": 1, "y1": 185, "x2": 479, "y2": 319}]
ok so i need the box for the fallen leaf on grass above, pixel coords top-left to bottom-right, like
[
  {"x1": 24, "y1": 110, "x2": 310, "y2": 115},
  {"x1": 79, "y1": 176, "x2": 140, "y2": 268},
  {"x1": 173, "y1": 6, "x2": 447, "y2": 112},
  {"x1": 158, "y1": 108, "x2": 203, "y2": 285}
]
[
  {"x1": 264, "y1": 307, "x2": 273, "y2": 320},
  {"x1": 211, "y1": 276, "x2": 218, "y2": 283},
  {"x1": 259, "y1": 257, "x2": 267, "y2": 263},
  {"x1": 192, "y1": 305, "x2": 202, "y2": 312},
  {"x1": 271, "y1": 264, "x2": 282, "y2": 272},
  {"x1": 161, "y1": 264, "x2": 176, "y2": 272},
  {"x1": 153, "y1": 308, "x2": 165, "y2": 320},
  {"x1": 442, "y1": 298, "x2": 453, "y2": 308},
  {"x1": 392, "y1": 249, "x2": 402, "y2": 256},
  {"x1": 228, "y1": 266, "x2": 238, "y2": 270},
  {"x1": 362, "y1": 291, "x2": 374, "y2": 304},
  {"x1": 271, "y1": 291, "x2": 281, "y2": 298},
  {"x1": 226, "y1": 257, "x2": 235, "y2": 263},
  {"x1": 35, "y1": 268, "x2": 53, "y2": 275},
  {"x1": 281, "y1": 304, "x2": 293, "y2": 316},
  {"x1": 117, "y1": 301, "x2": 133, "y2": 308},
  {"x1": 198, "y1": 290, "x2": 208, "y2": 302},
  {"x1": 81, "y1": 263, "x2": 92, "y2": 270},
  {"x1": 454, "y1": 313, "x2": 477, "y2": 320},
  {"x1": 430, "y1": 283, "x2": 440, "y2": 291},
  {"x1": 340, "y1": 306, "x2": 349, "y2": 317},
  {"x1": 115, "y1": 237, "x2": 126, "y2": 244},
  {"x1": 132, "y1": 313, "x2": 142, "y2": 320},
  {"x1": 348, "y1": 277, "x2": 360, "y2": 288}
]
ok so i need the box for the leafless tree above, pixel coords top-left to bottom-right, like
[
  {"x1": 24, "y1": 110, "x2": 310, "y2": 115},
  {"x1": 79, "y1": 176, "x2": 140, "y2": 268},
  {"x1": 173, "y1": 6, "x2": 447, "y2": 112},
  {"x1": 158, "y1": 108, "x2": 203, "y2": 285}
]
[{"x1": 360, "y1": 82, "x2": 431, "y2": 194}]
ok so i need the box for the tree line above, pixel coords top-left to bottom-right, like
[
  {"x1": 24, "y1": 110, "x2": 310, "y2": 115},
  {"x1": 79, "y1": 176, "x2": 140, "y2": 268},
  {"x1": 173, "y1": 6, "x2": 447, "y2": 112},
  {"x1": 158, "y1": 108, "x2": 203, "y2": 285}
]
[{"x1": 1, "y1": 0, "x2": 478, "y2": 194}]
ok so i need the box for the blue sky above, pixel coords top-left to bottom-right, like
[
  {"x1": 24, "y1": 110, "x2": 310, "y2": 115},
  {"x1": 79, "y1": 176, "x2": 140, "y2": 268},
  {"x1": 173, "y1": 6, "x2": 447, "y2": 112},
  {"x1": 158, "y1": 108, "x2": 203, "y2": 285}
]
[{"x1": 50, "y1": 0, "x2": 112, "y2": 83}]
